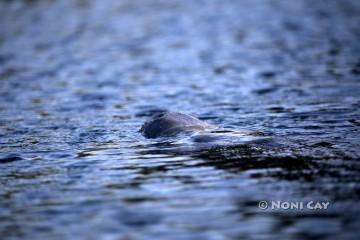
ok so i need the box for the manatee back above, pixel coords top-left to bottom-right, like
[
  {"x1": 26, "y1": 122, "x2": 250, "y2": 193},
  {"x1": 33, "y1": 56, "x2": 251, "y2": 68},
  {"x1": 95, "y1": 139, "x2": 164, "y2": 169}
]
[{"x1": 140, "y1": 112, "x2": 208, "y2": 138}]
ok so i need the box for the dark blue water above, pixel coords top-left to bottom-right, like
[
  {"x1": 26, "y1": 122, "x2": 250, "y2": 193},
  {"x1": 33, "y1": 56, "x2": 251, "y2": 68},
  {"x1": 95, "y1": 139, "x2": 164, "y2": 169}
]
[{"x1": 0, "y1": 0, "x2": 360, "y2": 239}]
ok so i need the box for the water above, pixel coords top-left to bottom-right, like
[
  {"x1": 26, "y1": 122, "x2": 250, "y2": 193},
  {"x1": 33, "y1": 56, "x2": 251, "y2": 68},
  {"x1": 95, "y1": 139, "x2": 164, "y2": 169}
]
[{"x1": 0, "y1": 0, "x2": 359, "y2": 239}]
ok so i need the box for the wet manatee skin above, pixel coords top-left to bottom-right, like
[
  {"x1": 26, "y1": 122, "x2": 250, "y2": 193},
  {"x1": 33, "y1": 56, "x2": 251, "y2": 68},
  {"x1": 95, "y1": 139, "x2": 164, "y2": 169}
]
[{"x1": 140, "y1": 112, "x2": 209, "y2": 138}]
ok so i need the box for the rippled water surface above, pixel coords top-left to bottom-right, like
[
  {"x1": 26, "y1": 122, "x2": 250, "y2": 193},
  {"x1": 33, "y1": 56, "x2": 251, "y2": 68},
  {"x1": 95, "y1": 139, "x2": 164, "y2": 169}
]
[{"x1": 0, "y1": 0, "x2": 360, "y2": 239}]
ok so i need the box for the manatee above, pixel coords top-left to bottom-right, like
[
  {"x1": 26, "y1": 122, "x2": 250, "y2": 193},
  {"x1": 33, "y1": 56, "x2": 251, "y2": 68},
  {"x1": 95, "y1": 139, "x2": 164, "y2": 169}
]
[
  {"x1": 138, "y1": 112, "x2": 349, "y2": 177},
  {"x1": 139, "y1": 111, "x2": 267, "y2": 144},
  {"x1": 140, "y1": 112, "x2": 210, "y2": 138}
]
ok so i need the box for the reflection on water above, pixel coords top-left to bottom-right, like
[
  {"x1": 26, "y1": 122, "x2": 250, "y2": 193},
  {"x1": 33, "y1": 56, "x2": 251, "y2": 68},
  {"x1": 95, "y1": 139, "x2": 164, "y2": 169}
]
[{"x1": 0, "y1": 0, "x2": 360, "y2": 239}]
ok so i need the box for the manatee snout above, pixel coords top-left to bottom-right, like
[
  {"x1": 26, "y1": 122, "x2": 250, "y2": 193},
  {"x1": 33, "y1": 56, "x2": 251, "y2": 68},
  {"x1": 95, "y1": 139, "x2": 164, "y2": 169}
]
[{"x1": 140, "y1": 112, "x2": 209, "y2": 138}]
